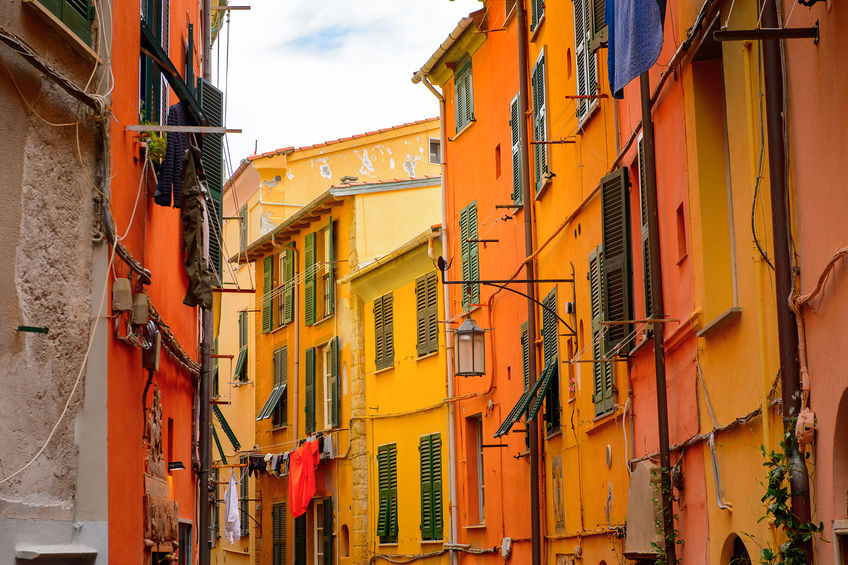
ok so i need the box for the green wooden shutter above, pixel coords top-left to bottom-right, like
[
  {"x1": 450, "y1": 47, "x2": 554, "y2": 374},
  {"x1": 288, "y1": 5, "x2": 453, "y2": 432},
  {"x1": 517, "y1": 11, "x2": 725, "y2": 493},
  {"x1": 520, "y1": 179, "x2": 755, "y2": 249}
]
[
  {"x1": 419, "y1": 436, "x2": 433, "y2": 540},
  {"x1": 294, "y1": 515, "x2": 306, "y2": 565},
  {"x1": 637, "y1": 139, "x2": 654, "y2": 319},
  {"x1": 240, "y1": 455, "x2": 249, "y2": 534},
  {"x1": 330, "y1": 337, "x2": 339, "y2": 427},
  {"x1": 272, "y1": 503, "x2": 286, "y2": 565},
  {"x1": 573, "y1": 0, "x2": 598, "y2": 118},
  {"x1": 383, "y1": 294, "x2": 395, "y2": 368},
  {"x1": 284, "y1": 249, "x2": 295, "y2": 324},
  {"x1": 262, "y1": 256, "x2": 273, "y2": 333},
  {"x1": 532, "y1": 54, "x2": 548, "y2": 191},
  {"x1": 199, "y1": 78, "x2": 224, "y2": 282},
  {"x1": 388, "y1": 444, "x2": 398, "y2": 540},
  {"x1": 39, "y1": 0, "x2": 93, "y2": 45},
  {"x1": 212, "y1": 404, "x2": 240, "y2": 451},
  {"x1": 589, "y1": 247, "x2": 615, "y2": 416},
  {"x1": 323, "y1": 497, "x2": 334, "y2": 564},
  {"x1": 239, "y1": 206, "x2": 248, "y2": 250},
  {"x1": 416, "y1": 274, "x2": 438, "y2": 357},
  {"x1": 304, "y1": 232, "x2": 316, "y2": 326},
  {"x1": 327, "y1": 219, "x2": 335, "y2": 316},
  {"x1": 455, "y1": 60, "x2": 473, "y2": 131},
  {"x1": 377, "y1": 444, "x2": 398, "y2": 541},
  {"x1": 590, "y1": 0, "x2": 608, "y2": 50},
  {"x1": 521, "y1": 322, "x2": 530, "y2": 391},
  {"x1": 600, "y1": 167, "x2": 632, "y2": 350},
  {"x1": 459, "y1": 202, "x2": 480, "y2": 308},
  {"x1": 542, "y1": 289, "x2": 558, "y2": 367},
  {"x1": 530, "y1": 0, "x2": 545, "y2": 31},
  {"x1": 305, "y1": 347, "x2": 316, "y2": 433},
  {"x1": 374, "y1": 297, "x2": 385, "y2": 369},
  {"x1": 376, "y1": 447, "x2": 389, "y2": 537},
  {"x1": 510, "y1": 94, "x2": 523, "y2": 204}
]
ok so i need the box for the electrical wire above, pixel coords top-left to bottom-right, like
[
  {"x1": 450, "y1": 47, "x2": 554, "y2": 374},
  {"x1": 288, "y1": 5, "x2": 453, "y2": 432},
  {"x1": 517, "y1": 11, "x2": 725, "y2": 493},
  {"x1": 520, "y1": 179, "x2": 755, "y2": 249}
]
[{"x1": 752, "y1": 41, "x2": 774, "y2": 271}]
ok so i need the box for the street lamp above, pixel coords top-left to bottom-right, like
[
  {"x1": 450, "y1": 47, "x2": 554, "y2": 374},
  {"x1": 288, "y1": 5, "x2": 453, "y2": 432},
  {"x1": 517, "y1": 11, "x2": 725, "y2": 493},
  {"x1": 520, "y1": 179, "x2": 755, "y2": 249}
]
[{"x1": 455, "y1": 317, "x2": 485, "y2": 377}]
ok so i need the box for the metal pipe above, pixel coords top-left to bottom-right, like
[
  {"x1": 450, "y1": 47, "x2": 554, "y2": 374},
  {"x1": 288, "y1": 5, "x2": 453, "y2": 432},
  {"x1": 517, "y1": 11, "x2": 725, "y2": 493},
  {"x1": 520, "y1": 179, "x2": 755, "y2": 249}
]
[
  {"x1": 639, "y1": 72, "x2": 676, "y2": 564},
  {"x1": 760, "y1": 0, "x2": 813, "y2": 557},
  {"x1": 198, "y1": 1, "x2": 213, "y2": 563},
  {"x1": 516, "y1": 2, "x2": 542, "y2": 564}
]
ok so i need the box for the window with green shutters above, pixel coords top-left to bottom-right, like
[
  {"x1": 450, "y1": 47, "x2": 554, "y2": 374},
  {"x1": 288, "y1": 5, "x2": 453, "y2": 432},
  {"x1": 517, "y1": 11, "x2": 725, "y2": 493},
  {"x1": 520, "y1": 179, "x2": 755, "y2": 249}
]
[
  {"x1": 304, "y1": 232, "x2": 317, "y2": 326},
  {"x1": 376, "y1": 443, "x2": 399, "y2": 544},
  {"x1": 454, "y1": 58, "x2": 474, "y2": 132},
  {"x1": 239, "y1": 206, "x2": 248, "y2": 251},
  {"x1": 459, "y1": 201, "x2": 480, "y2": 308},
  {"x1": 374, "y1": 293, "x2": 395, "y2": 371},
  {"x1": 317, "y1": 497, "x2": 334, "y2": 565},
  {"x1": 234, "y1": 312, "x2": 248, "y2": 382},
  {"x1": 541, "y1": 289, "x2": 561, "y2": 432},
  {"x1": 419, "y1": 433, "x2": 443, "y2": 541},
  {"x1": 199, "y1": 78, "x2": 225, "y2": 282},
  {"x1": 262, "y1": 255, "x2": 273, "y2": 333},
  {"x1": 239, "y1": 455, "x2": 249, "y2": 535},
  {"x1": 521, "y1": 322, "x2": 530, "y2": 391},
  {"x1": 600, "y1": 167, "x2": 632, "y2": 351},
  {"x1": 38, "y1": 0, "x2": 94, "y2": 45},
  {"x1": 589, "y1": 246, "x2": 615, "y2": 416},
  {"x1": 530, "y1": 0, "x2": 545, "y2": 31},
  {"x1": 637, "y1": 138, "x2": 654, "y2": 319},
  {"x1": 276, "y1": 249, "x2": 295, "y2": 328},
  {"x1": 272, "y1": 502, "x2": 286, "y2": 565},
  {"x1": 416, "y1": 272, "x2": 439, "y2": 357},
  {"x1": 589, "y1": 0, "x2": 608, "y2": 51},
  {"x1": 325, "y1": 337, "x2": 340, "y2": 428},
  {"x1": 273, "y1": 346, "x2": 288, "y2": 427},
  {"x1": 573, "y1": 0, "x2": 599, "y2": 119},
  {"x1": 305, "y1": 347, "x2": 316, "y2": 433},
  {"x1": 140, "y1": 0, "x2": 163, "y2": 124},
  {"x1": 531, "y1": 52, "x2": 549, "y2": 191},
  {"x1": 509, "y1": 94, "x2": 523, "y2": 204}
]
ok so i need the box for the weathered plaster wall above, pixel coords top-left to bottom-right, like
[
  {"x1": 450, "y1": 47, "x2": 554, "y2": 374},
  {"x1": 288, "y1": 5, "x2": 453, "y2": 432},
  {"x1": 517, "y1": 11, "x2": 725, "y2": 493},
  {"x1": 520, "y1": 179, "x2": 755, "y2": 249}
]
[{"x1": 0, "y1": 1, "x2": 106, "y2": 561}]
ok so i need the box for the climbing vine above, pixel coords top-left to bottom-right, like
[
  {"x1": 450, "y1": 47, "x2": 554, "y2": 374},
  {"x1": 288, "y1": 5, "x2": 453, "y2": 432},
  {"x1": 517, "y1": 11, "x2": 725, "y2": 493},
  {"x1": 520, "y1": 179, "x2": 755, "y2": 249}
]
[
  {"x1": 757, "y1": 434, "x2": 823, "y2": 565},
  {"x1": 651, "y1": 466, "x2": 683, "y2": 565}
]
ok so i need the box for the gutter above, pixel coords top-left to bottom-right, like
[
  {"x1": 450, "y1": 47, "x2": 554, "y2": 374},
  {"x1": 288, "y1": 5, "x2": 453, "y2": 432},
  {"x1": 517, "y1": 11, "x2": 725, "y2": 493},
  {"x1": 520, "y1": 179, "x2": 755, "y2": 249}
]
[{"x1": 411, "y1": 9, "x2": 486, "y2": 84}]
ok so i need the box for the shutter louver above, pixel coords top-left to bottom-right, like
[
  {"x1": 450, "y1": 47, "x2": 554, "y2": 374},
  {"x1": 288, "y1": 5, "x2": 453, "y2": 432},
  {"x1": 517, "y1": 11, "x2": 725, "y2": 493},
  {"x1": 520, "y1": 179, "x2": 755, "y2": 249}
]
[
  {"x1": 294, "y1": 515, "x2": 306, "y2": 565},
  {"x1": 420, "y1": 436, "x2": 433, "y2": 540},
  {"x1": 416, "y1": 273, "x2": 439, "y2": 357},
  {"x1": 542, "y1": 289, "x2": 558, "y2": 367},
  {"x1": 199, "y1": 78, "x2": 224, "y2": 282},
  {"x1": 42, "y1": 0, "x2": 93, "y2": 45},
  {"x1": 262, "y1": 256, "x2": 273, "y2": 333},
  {"x1": 284, "y1": 249, "x2": 295, "y2": 323},
  {"x1": 330, "y1": 337, "x2": 339, "y2": 427},
  {"x1": 304, "y1": 232, "x2": 316, "y2": 326},
  {"x1": 416, "y1": 276, "x2": 428, "y2": 357},
  {"x1": 532, "y1": 55, "x2": 548, "y2": 191},
  {"x1": 384, "y1": 295, "x2": 395, "y2": 367},
  {"x1": 305, "y1": 347, "x2": 315, "y2": 433},
  {"x1": 374, "y1": 297, "x2": 385, "y2": 368},
  {"x1": 638, "y1": 139, "x2": 654, "y2": 318},
  {"x1": 459, "y1": 202, "x2": 480, "y2": 308},
  {"x1": 589, "y1": 247, "x2": 615, "y2": 416},
  {"x1": 323, "y1": 497, "x2": 334, "y2": 564},
  {"x1": 377, "y1": 444, "x2": 398, "y2": 542},
  {"x1": 600, "y1": 168, "x2": 632, "y2": 350},
  {"x1": 521, "y1": 322, "x2": 530, "y2": 391},
  {"x1": 327, "y1": 218, "x2": 335, "y2": 316},
  {"x1": 272, "y1": 503, "x2": 286, "y2": 565},
  {"x1": 510, "y1": 95, "x2": 523, "y2": 204},
  {"x1": 426, "y1": 273, "x2": 439, "y2": 354}
]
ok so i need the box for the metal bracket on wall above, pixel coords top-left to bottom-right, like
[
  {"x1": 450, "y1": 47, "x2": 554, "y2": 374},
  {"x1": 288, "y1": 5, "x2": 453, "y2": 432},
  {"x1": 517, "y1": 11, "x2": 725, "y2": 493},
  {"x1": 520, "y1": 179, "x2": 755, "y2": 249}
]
[{"x1": 713, "y1": 21, "x2": 819, "y2": 43}]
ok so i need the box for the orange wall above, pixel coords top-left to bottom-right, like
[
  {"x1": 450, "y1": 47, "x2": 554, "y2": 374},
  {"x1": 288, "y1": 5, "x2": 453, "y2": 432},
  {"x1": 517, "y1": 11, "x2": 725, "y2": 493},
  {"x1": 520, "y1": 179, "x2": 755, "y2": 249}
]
[{"x1": 108, "y1": 3, "x2": 201, "y2": 563}]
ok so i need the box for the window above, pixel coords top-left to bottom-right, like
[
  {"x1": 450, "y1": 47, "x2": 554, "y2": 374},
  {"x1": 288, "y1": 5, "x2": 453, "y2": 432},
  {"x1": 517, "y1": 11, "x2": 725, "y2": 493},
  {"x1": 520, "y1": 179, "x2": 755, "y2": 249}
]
[
  {"x1": 240, "y1": 455, "x2": 249, "y2": 535},
  {"x1": 262, "y1": 255, "x2": 274, "y2": 333},
  {"x1": 314, "y1": 498, "x2": 334, "y2": 565},
  {"x1": 374, "y1": 293, "x2": 395, "y2": 371},
  {"x1": 589, "y1": 245, "x2": 615, "y2": 416},
  {"x1": 415, "y1": 272, "x2": 439, "y2": 357},
  {"x1": 306, "y1": 339, "x2": 339, "y2": 433},
  {"x1": 178, "y1": 522, "x2": 192, "y2": 565},
  {"x1": 376, "y1": 443, "x2": 399, "y2": 544},
  {"x1": 36, "y1": 0, "x2": 94, "y2": 45},
  {"x1": 573, "y1": 0, "x2": 599, "y2": 118},
  {"x1": 272, "y1": 502, "x2": 286, "y2": 565},
  {"x1": 509, "y1": 94, "x2": 523, "y2": 204},
  {"x1": 429, "y1": 138, "x2": 441, "y2": 165},
  {"x1": 459, "y1": 201, "x2": 480, "y2": 308},
  {"x1": 305, "y1": 347, "x2": 316, "y2": 433},
  {"x1": 239, "y1": 206, "x2": 248, "y2": 250},
  {"x1": 294, "y1": 515, "x2": 306, "y2": 565},
  {"x1": 541, "y1": 289, "x2": 561, "y2": 433},
  {"x1": 588, "y1": 0, "x2": 608, "y2": 51},
  {"x1": 464, "y1": 416, "x2": 485, "y2": 525},
  {"x1": 141, "y1": 0, "x2": 167, "y2": 123},
  {"x1": 600, "y1": 167, "x2": 632, "y2": 350},
  {"x1": 530, "y1": 0, "x2": 545, "y2": 32},
  {"x1": 531, "y1": 52, "x2": 549, "y2": 191},
  {"x1": 454, "y1": 58, "x2": 474, "y2": 132},
  {"x1": 419, "y1": 433, "x2": 443, "y2": 541},
  {"x1": 235, "y1": 312, "x2": 248, "y2": 381},
  {"x1": 305, "y1": 221, "x2": 335, "y2": 326},
  {"x1": 257, "y1": 346, "x2": 288, "y2": 424},
  {"x1": 276, "y1": 249, "x2": 295, "y2": 328},
  {"x1": 504, "y1": 0, "x2": 517, "y2": 22}
]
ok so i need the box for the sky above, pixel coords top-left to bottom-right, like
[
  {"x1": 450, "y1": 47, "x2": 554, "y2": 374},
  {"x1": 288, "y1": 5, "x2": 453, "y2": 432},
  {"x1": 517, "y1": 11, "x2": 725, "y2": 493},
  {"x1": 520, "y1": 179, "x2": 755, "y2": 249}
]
[{"x1": 211, "y1": 0, "x2": 481, "y2": 175}]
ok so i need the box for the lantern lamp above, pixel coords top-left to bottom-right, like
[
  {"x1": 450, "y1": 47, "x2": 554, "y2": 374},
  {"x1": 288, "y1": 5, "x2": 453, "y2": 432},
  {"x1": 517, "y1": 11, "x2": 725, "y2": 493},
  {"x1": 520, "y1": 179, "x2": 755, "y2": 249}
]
[{"x1": 455, "y1": 317, "x2": 486, "y2": 377}]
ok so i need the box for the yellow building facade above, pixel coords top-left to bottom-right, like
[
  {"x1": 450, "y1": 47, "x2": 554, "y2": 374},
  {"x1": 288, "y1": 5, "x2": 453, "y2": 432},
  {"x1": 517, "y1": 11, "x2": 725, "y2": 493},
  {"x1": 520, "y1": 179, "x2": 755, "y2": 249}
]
[{"x1": 347, "y1": 229, "x2": 450, "y2": 563}]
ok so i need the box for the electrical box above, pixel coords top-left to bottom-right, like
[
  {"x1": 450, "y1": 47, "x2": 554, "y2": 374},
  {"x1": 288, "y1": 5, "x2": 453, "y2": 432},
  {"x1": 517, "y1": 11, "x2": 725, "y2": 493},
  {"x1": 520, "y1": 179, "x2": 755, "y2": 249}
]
[
  {"x1": 132, "y1": 292, "x2": 149, "y2": 325},
  {"x1": 112, "y1": 278, "x2": 132, "y2": 312},
  {"x1": 143, "y1": 327, "x2": 161, "y2": 372}
]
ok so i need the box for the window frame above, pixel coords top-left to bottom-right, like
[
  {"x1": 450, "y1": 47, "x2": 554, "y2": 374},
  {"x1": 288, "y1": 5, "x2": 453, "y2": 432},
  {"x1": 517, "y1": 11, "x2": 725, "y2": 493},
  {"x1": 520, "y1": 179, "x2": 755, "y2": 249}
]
[{"x1": 428, "y1": 137, "x2": 441, "y2": 165}]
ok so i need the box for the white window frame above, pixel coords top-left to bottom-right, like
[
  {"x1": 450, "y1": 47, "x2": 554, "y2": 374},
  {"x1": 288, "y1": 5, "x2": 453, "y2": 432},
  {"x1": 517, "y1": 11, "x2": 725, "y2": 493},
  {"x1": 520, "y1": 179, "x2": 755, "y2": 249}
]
[
  {"x1": 573, "y1": 0, "x2": 599, "y2": 122},
  {"x1": 428, "y1": 137, "x2": 441, "y2": 165},
  {"x1": 314, "y1": 499, "x2": 326, "y2": 564},
  {"x1": 322, "y1": 343, "x2": 333, "y2": 431}
]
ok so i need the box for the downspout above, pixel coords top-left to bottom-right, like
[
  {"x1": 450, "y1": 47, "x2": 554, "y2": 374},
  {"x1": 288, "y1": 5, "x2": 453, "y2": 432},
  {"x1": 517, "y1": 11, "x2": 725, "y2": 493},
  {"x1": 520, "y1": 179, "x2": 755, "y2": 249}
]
[
  {"x1": 760, "y1": 0, "x2": 812, "y2": 557},
  {"x1": 638, "y1": 72, "x2": 677, "y2": 564},
  {"x1": 199, "y1": 1, "x2": 213, "y2": 564},
  {"x1": 293, "y1": 245, "x2": 300, "y2": 442},
  {"x1": 516, "y1": 3, "x2": 542, "y2": 565},
  {"x1": 414, "y1": 73, "x2": 459, "y2": 565}
]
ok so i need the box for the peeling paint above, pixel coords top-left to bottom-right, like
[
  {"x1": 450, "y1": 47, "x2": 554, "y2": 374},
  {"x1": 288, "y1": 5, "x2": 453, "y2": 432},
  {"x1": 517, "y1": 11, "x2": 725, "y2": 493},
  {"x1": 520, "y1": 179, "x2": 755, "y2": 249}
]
[
  {"x1": 389, "y1": 158, "x2": 395, "y2": 170},
  {"x1": 354, "y1": 149, "x2": 375, "y2": 177},
  {"x1": 403, "y1": 154, "x2": 422, "y2": 177},
  {"x1": 286, "y1": 170, "x2": 294, "y2": 180}
]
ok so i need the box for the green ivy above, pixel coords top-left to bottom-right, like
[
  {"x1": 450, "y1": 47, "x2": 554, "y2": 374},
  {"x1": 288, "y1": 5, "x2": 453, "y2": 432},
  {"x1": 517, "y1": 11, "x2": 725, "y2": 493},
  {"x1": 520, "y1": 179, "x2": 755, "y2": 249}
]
[{"x1": 758, "y1": 434, "x2": 823, "y2": 565}]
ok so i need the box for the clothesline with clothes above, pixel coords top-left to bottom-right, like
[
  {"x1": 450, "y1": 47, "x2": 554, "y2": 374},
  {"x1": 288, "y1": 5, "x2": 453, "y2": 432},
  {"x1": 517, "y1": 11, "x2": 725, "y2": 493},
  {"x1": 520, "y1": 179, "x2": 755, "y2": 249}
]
[{"x1": 243, "y1": 433, "x2": 335, "y2": 479}]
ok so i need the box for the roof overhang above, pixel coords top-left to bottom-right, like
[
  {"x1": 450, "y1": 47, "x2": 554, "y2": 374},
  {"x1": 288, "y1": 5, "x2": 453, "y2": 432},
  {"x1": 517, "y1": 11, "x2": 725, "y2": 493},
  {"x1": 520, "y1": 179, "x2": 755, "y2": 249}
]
[{"x1": 412, "y1": 9, "x2": 487, "y2": 87}]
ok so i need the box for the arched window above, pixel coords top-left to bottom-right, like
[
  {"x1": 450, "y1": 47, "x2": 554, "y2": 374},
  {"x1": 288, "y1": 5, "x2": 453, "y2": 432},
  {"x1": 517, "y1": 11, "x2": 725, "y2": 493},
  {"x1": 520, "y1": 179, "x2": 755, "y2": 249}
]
[{"x1": 340, "y1": 524, "x2": 350, "y2": 558}]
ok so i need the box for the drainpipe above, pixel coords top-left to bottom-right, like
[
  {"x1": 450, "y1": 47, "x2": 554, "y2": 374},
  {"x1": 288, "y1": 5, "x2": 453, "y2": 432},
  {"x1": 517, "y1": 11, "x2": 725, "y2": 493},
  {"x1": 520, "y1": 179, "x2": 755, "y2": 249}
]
[
  {"x1": 413, "y1": 72, "x2": 459, "y2": 565},
  {"x1": 760, "y1": 0, "x2": 813, "y2": 557},
  {"x1": 516, "y1": 3, "x2": 542, "y2": 565},
  {"x1": 198, "y1": 1, "x2": 213, "y2": 564},
  {"x1": 638, "y1": 72, "x2": 676, "y2": 564},
  {"x1": 293, "y1": 245, "x2": 300, "y2": 443}
]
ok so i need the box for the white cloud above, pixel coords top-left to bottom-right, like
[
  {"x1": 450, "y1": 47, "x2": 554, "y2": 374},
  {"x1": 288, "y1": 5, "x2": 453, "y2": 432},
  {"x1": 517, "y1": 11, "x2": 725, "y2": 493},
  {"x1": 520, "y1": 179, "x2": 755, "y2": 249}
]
[{"x1": 213, "y1": 0, "x2": 481, "y2": 173}]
